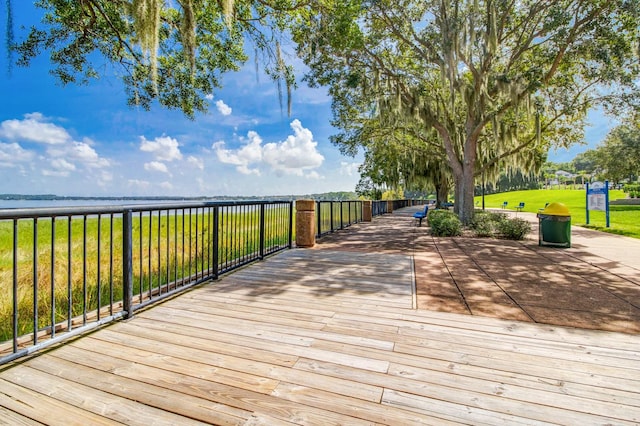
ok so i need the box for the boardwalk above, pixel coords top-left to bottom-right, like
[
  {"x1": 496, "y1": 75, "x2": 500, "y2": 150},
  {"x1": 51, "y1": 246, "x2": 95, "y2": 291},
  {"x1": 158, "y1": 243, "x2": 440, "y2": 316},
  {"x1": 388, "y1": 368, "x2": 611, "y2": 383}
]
[{"x1": 0, "y1": 208, "x2": 639, "y2": 425}]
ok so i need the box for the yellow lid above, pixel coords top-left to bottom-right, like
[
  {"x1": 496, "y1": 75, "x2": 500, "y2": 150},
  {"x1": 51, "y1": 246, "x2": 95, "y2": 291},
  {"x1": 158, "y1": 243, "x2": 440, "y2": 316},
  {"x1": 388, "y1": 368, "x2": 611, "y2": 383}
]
[{"x1": 542, "y1": 202, "x2": 570, "y2": 216}]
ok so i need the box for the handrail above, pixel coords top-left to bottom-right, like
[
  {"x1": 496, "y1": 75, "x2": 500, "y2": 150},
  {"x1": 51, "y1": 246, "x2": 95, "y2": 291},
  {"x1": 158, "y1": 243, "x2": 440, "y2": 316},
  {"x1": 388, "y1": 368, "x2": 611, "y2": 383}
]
[
  {"x1": 316, "y1": 200, "x2": 364, "y2": 237},
  {"x1": 0, "y1": 198, "x2": 420, "y2": 365},
  {"x1": 0, "y1": 200, "x2": 293, "y2": 365}
]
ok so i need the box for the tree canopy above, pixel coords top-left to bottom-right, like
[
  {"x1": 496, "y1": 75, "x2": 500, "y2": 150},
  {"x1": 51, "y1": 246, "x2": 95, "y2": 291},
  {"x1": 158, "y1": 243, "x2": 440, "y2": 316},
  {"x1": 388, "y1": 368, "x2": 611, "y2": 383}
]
[
  {"x1": 10, "y1": 0, "x2": 304, "y2": 118},
  {"x1": 5, "y1": 1, "x2": 640, "y2": 215},
  {"x1": 294, "y1": 0, "x2": 640, "y2": 222}
]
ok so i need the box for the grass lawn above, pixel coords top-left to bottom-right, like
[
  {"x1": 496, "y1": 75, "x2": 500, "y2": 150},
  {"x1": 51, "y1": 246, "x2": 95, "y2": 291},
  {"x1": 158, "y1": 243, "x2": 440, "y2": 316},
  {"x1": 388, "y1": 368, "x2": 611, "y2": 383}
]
[{"x1": 474, "y1": 189, "x2": 640, "y2": 239}]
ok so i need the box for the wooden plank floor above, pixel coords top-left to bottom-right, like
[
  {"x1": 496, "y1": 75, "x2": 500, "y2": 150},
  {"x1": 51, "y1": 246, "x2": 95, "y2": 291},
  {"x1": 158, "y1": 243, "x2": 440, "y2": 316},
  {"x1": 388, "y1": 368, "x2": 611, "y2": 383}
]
[{"x1": 1, "y1": 248, "x2": 639, "y2": 425}]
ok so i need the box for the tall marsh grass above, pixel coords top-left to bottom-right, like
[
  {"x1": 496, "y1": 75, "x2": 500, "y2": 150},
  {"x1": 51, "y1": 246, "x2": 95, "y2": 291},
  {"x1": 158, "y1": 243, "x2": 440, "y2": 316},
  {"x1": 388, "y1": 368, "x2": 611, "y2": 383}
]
[{"x1": 0, "y1": 205, "x2": 292, "y2": 344}]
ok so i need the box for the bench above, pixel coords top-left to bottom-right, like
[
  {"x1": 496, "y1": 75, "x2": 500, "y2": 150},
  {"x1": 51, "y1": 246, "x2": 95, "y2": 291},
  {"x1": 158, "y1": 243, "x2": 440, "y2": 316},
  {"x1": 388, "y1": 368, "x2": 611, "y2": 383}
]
[
  {"x1": 502, "y1": 201, "x2": 508, "y2": 209},
  {"x1": 413, "y1": 205, "x2": 429, "y2": 226},
  {"x1": 516, "y1": 202, "x2": 525, "y2": 212}
]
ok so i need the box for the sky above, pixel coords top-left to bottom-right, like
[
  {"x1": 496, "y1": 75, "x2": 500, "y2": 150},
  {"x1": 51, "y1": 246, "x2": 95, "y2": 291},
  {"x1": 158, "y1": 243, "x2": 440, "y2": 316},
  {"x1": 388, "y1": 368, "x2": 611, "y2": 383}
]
[{"x1": 0, "y1": 3, "x2": 616, "y2": 198}]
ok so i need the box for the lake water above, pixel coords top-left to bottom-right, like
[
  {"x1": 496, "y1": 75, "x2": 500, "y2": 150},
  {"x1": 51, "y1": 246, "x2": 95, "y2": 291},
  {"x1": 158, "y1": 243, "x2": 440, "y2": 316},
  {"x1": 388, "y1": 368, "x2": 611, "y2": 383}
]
[{"x1": 0, "y1": 199, "x2": 211, "y2": 210}]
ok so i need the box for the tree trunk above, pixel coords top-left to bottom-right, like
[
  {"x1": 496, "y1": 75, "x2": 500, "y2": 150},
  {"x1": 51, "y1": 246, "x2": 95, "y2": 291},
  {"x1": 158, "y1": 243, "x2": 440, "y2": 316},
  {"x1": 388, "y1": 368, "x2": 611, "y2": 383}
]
[
  {"x1": 436, "y1": 180, "x2": 449, "y2": 208},
  {"x1": 459, "y1": 160, "x2": 476, "y2": 225}
]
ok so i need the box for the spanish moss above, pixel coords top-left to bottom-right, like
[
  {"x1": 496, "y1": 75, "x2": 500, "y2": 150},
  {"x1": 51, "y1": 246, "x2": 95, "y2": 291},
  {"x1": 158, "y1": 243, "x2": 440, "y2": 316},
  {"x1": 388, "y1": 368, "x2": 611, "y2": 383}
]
[{"x1": 132, "y1": 0, "x2": 162, "y2": 92}]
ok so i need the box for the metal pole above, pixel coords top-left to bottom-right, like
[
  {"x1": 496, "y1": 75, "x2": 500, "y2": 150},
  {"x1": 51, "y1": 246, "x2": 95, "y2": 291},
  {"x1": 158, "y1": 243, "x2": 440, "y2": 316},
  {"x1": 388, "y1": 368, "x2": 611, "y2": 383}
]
[
  {"x1": 259, "y1": 204, "x2": 265, "y2": 259},
  {"x1": 122, "y1": 209, "x2": 134, "y2": 319},
  {"x1": 586, "y1": 182, "x2": 590, "y2": 225},
  {"x1": 605, "y1": 180, "x2": 610, "y2": 228}
]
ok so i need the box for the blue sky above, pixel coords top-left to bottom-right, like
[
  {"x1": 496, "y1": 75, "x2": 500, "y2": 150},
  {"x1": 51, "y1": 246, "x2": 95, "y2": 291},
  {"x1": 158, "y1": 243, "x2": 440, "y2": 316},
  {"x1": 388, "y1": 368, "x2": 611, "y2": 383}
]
[{"x1": 0, "y1": 3, "x2": 615, "y2": 198}]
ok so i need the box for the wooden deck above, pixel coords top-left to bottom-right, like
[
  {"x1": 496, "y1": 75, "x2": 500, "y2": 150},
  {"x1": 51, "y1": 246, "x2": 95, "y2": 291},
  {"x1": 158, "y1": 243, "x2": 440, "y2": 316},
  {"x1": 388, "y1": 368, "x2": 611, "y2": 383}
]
[{"x1": 1, "y1": 248, "x2": 639, "y2": 425}]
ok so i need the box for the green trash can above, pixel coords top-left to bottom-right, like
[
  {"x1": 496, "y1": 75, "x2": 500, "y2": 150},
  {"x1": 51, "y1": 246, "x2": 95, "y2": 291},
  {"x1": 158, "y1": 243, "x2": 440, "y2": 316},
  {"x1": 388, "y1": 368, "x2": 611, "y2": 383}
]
[{"x1": 538, "y1": 202, "x2": 571, "y2": 248}]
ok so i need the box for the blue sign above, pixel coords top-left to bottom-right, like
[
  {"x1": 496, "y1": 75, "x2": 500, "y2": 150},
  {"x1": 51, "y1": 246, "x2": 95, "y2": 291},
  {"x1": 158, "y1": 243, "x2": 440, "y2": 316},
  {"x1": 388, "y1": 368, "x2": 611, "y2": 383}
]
[{"x1": 586, "y1": 181, "x2": 610, "y2": 227}]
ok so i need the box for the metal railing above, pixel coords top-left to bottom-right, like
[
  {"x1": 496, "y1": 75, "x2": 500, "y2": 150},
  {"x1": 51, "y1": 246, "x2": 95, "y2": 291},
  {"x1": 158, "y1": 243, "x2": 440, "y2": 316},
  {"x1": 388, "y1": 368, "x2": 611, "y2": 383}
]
[
  {"x1": 372, "y1": 200, "x2": 389, "y2": 216},
  {"x1": 0, "y1": 201, "x2": 292, "y2": 365},
  {"x1": 316, "y1": 201, "x2": 363, "y2": 237}
]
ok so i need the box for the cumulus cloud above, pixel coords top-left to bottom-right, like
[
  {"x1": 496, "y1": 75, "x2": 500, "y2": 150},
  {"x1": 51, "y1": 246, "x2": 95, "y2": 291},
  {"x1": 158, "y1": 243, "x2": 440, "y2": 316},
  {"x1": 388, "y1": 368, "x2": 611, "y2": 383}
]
[
  {"x1": 48, "y1": 139, "x2": 110, "y2": 169},
  {"x1": 128, "y1": 179, "x2": 151, "y2": 189},
  {"x1": 187, "y1": 156, "x2": 204, "y2": 170},
  {"x1": 213, "y1": 132, "x2": 263, "y2": 175},
  {"x1": 42, "y1": 158, "x2": 76, "y2": 177},
  {"x1": 262, "y1": 120, "x2": 324, "y2": 176},
  {"x1": 205, "y1": 93, "x2": 214, "y2": 101},
  {"x1": 0, "y1": 142, "x2": 34, "y2": 167},
  {"x1": 144, "y1": 161, "x2": 170, "y2": 174},
  {"x1": 215, "y1": 100, "x2": 232, "y2": 116},
  {"x1": 0, "y1": 112, "x2": 72, "y2": 145},
  {"x1": 139, "y1": 135, "x2": 182, "y2": 161},
  {"x1": 0, "y1": 112, "x2": 71, "y2": 144},
  {"x1": 213, "y1": 120, "x2": 324, "y2": 177},
  {"x1": 304, "y1": 171, "x2": 323, "y2": 180},
  {"x1": 340, "y1": 162, "x2": 361, "y2": 176}
]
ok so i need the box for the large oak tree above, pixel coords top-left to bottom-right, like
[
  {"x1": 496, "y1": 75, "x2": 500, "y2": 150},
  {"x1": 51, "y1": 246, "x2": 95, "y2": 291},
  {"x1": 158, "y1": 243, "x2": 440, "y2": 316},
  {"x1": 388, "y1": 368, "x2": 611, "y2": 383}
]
[{"x1": 294, "y1": 0, "x2": 640, "y2": 223}]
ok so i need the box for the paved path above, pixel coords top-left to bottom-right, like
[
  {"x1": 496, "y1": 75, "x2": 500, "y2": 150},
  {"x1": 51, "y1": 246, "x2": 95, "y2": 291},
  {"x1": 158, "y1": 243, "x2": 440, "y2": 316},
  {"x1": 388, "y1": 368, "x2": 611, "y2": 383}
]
[{"x1": 315, "y1": 206, "x2": 640, "y2": 334}]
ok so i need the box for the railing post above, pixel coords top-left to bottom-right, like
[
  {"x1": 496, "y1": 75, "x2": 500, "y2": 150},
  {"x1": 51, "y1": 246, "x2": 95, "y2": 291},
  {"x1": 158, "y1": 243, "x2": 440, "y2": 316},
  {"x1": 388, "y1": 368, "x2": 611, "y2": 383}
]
[
  {"x1": 259, "y1": 204, "x2": 265, "y2": 259},
  {"x1": 295, "y1": 199, "x2": 316, "y2": 248},
  {"x1": 387, "y1": 200, "x2": 394, "y2": 214},
  {"x1": 288, "y1": 202, "x2": 294, "y2": 248},
  {"x1": 316, "y1": 201, "x2": 322, "y2": 237},
  {"x1": 213, "y1": 206, "x2": 219, "y2": 278},
  {"x1": 122, "y1": 209, "x2": 134, "y2": 319},
  {"x1": 329, "y1": 202, "x2": 334, "y2": 232},
  {"x1": 363, "y1": 200, "x2": 372, "y2": 222}
]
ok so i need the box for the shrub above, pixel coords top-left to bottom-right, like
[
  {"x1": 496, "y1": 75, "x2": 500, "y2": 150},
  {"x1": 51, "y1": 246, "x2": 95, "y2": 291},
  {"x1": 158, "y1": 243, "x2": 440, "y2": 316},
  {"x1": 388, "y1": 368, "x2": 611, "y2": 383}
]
[
  {"x1": 497, "y1": 218, "x2": 532, "y2": 240},
  {"x1": 428, "y1": 209, "x2": 462, "y2": 237},
  {"x1": 470, "y1": 211, "x2": 506, "y2": 237}
]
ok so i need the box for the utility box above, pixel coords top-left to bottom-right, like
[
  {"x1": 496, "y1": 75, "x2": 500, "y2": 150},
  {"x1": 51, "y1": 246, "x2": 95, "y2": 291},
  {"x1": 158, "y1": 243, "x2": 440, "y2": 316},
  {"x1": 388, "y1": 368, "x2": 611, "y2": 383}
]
[{"x1": 538, "y1": 202, "x2": 571, "y2": 248}]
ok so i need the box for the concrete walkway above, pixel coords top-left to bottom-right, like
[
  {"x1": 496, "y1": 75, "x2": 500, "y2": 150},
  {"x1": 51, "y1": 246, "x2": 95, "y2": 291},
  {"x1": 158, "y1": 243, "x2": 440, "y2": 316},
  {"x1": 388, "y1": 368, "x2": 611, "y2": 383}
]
[{"x1": 315, "y1": 206, "x2": 640, "y2": 334}]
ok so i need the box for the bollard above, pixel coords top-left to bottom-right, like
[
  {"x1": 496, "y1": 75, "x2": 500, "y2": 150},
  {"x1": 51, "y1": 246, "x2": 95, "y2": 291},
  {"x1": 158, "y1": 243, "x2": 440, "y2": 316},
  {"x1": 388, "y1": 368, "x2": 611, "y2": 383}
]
[
  {"x1": 295, "y1": 199, "x2": 316, "y2": 248},
  {"x1": 363, "y1": 200, "x2": 372, "y2": 222}
]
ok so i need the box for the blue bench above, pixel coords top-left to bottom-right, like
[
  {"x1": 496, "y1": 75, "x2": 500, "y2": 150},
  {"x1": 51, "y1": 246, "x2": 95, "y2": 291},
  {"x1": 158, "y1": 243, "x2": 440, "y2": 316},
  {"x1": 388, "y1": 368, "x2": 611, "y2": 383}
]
[
  {"x1": 413, "y1": 205, "x2": 429, "y2": 226},
  {"x1": 516, "y1": 202, "x2": 525, "y2": 212},
  {"x1": 501, "y1": 201, "x2": 508, "y2": 209}
]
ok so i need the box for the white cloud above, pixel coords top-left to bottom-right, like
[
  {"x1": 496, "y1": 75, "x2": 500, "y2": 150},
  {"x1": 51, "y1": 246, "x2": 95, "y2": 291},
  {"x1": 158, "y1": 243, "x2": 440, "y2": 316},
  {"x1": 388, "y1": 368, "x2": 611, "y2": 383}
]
[
  {"x1": 128, "y1": 179, "x2": 151, "y2": 189},
  {"x1": 51, "y1": 158, "x2": 76, "y2": 172},
  {"x1": 213, "y1": 132, "x2": 263, "y2": 175},
  {"x1": 187, "y1": 155, "x2": 204, "y2": 170},
  {"x1": 213, "y1": 120, "x2": 324, "y2": 177},
  {"x1": 304, "y1": 171, "x2": 323, "y2": 180},
  {"x1": 340, "y1": 161, "x2": 361, "y2": 176},
  {"x1": 205, "y1": 93, "x2": 214, "y2": 101},
  {"x1": 144, "y1": 161, "x2": 169, "y2": 174},
  {"x1": 0, "y1": 142, "x2": 34, "y2": 167},
  {"x1": 0, "y1": 112, "x2": 71, "y2": 144},
  {"x1": 159, "y1": 182, "x2": 173, "y2": 190},
  {"x1": 139, "y1": 135, "x2": 182, "y2": 161},
  {"x1": 216, "y1": 100, "x2": 232, "y2": 116},
  {"x1": 262, "y1": 120, "x2": 324, "y2": 176}
]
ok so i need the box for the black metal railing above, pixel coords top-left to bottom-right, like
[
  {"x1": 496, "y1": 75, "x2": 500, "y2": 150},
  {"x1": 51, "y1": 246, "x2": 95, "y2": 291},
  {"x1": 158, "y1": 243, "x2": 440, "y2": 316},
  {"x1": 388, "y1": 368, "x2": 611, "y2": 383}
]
[
  {"x1": 0, "y1": 201, "x2": 292, "y2": 365},
  {"x1": 316, "y1": 201, "x2": 363, "y2": 237},
  {"x1": 372, "y1": 200, "x2": 388, "y2": 216}
]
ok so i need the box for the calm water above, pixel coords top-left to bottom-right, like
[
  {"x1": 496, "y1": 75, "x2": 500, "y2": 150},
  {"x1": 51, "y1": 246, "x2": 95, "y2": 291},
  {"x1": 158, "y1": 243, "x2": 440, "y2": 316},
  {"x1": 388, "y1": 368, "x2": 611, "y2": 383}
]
[{"x1": 0, "y1": 199, "x2": 207, "y2": 210}]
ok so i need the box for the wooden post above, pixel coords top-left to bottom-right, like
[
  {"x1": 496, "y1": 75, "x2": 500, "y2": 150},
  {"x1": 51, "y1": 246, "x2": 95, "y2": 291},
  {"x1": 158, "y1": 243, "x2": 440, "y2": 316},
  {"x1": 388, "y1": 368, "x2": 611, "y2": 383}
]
[
  {"x1": 387, "y1": 200, "x2": 394, "y2": 213},
  {"x1": 363, "y1": 200, "x2": 372, "y2": 222},
  {"x1": 295, "y1": 200, "x2": 316, "y2": 248}
]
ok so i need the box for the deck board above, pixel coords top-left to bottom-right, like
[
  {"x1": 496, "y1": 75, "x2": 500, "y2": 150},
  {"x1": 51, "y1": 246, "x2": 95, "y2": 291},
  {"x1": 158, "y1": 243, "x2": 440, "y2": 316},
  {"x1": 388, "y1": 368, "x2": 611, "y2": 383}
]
[{"x1": 1, "y1": 248, "x2": 639, "y2": 425}]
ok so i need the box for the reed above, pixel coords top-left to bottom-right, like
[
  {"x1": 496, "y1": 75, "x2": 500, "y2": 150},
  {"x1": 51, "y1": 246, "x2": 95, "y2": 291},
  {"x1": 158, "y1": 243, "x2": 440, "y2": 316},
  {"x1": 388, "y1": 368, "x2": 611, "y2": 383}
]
[{"x1": 0, "y1": 205, "x2": 292, "y2": 342}]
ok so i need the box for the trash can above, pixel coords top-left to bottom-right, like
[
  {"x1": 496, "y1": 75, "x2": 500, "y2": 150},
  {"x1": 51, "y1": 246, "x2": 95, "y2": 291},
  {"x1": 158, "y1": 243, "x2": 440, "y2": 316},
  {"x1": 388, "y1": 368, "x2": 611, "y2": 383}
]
[{"x1": 538, "y1": 202, "x2": 571, "y2": 248}]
